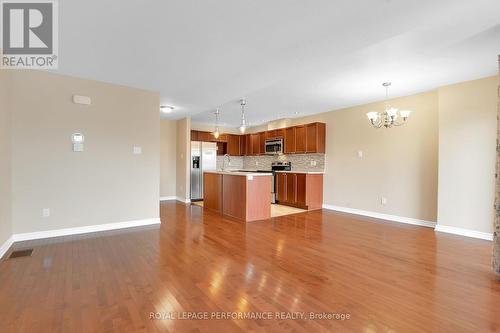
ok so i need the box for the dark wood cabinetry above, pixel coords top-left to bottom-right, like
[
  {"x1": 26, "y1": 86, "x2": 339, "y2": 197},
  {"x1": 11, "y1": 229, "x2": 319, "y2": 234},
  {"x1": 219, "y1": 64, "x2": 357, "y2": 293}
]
[
  {"x1": 275, "y1": 172, "x2": 323, "y2": 210},
  {"x1": 294, "y1": 125, "x2": 306, "y2": 153},
  {"x1": 251, "y1": 133, "x2": 260, "y2": 156},
  {"x1": 191, "y1": 122, "x2": 325, "y2": 156},
  {"x1": 276, "y1": 173, "x2": 287, "y2": 203},
  {"x1": 227, "y1": 134, "x2": 240, "y2": 156},
  {"x1": 284, "y1": 127, "x2": 295, "y2": 154},
  {"x1": 305, "y1": 122, "x2": 326, "y2": 153}
]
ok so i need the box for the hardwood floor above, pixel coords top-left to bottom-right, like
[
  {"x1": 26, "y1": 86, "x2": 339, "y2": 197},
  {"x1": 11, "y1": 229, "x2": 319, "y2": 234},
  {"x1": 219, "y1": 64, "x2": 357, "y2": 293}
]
[{"x1": 0, "y1": 201, "x2": 499, "y2": 332}]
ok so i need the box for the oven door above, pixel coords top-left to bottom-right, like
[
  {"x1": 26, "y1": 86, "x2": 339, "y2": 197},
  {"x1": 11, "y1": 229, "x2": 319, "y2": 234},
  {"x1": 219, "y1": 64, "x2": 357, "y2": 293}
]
[{"x1": 265, "y1": 139, "x2": 283, "y2": 155}]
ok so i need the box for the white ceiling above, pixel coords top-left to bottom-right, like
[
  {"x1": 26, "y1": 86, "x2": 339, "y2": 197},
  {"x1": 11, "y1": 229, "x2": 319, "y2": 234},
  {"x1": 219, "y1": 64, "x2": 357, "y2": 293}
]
[{"x1": 56, "y1": 0, "x2": 500, "y2": 128}]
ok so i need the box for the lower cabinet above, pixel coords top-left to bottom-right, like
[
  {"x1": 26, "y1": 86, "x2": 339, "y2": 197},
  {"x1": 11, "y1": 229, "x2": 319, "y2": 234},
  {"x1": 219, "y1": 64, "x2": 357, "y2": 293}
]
[{"x1": 275, "y1": 172, "x2": 323, "y2": 210}]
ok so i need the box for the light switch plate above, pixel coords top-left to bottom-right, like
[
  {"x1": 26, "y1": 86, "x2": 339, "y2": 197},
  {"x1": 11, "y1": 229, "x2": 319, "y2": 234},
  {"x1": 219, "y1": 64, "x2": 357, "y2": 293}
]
[
  {"x1": 42, "y1": 208, "x2": 50, "y2": 217},
  {"x1": 357, "y1": 151, "x2": 363, "y2": 158},
  {"x1": 133, "y1": 146, "x2": 142, "y2": 154}
]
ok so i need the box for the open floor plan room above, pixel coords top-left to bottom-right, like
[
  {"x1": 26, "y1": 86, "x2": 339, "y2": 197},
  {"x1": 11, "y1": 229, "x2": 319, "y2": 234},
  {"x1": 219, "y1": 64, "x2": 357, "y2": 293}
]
[{"x1": 1, "y1": 1, "x2": 500, "y2": 332}]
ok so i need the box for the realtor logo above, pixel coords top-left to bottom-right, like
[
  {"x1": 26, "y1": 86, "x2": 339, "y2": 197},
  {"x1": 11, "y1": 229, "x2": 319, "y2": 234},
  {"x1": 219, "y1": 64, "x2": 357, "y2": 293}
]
[{"x1": 1, "y1": 0, "x2": 58, "y2": 69}]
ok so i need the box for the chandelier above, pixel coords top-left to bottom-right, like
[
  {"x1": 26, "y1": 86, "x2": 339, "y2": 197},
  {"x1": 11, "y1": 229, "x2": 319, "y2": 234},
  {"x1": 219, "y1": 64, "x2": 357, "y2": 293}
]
[
  {"x1": 213, "y1": 108, "x2": 220, "y2": 139},
  {"x1": 366, "y1": 82, "x2": 412, "y2": 128},
  {"x1": 239, "y1": 98, "x2": 247, "y2": 134}
]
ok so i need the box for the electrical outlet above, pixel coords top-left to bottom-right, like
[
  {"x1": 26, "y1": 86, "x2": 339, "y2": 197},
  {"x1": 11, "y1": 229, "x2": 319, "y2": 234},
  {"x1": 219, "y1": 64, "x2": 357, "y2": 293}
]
[
  {"x1": 381, "y1": 197, "x2": 387, "y2": 205},
  {"x1": 310, "y1": 160, "x2": 317, "y2": 166},
  {"x1": 256, "y1": 161, "x2": 259, "y2": 166},
  {"x1": 133, "y1": 146, "x2": 142, "y2": 154},
  {"x1": 42, "y1": 208, "x2": 50, "y2": 217}
]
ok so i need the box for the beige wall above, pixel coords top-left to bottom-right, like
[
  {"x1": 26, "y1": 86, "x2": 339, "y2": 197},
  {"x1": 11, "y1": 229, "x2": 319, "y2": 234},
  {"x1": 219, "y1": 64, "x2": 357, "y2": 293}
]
[
  {"x1": 438, "y1": 76, "x2": 498, "y2": 233},
  {"x1": 176, "y1": 118, "x2": 191, "y2": 200},
  {"x1": 160, "y1": 120, "x2": 177, "y2": 198},
  {"x1": 291, "y1": 91, "x2": 439, "y2": 222},
  {"x1": 9, "y1": 71, "x2": 160, "y2": 234},
  {"x1": 0, "y1": 71, "x2": 12, "y2": 245}
]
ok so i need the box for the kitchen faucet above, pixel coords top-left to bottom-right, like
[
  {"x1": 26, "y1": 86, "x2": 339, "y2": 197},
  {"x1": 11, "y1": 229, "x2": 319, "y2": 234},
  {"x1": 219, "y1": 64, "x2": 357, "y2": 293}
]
[{"x1": 221, "y1": 154, "x2": 231, "y2": 171}]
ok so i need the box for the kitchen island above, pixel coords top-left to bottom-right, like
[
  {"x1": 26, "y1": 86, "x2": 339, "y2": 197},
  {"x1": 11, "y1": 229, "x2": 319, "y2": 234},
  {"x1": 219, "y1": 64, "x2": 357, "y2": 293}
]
[{"x1": 203, "y1": 171, "x2": 272, "y2": 222}]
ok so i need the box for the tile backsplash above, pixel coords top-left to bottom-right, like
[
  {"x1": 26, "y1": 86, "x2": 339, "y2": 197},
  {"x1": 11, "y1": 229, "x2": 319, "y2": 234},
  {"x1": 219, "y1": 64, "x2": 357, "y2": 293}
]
[
  {"x1": 243, "y1": 154, "x2": 325, "y2": 171},
  {"x1": 216, "y1": 156, "x2": 244, "y2": 170},
  {"x1": 216, "y1": 154, "x2": 325, "y2": 172}
]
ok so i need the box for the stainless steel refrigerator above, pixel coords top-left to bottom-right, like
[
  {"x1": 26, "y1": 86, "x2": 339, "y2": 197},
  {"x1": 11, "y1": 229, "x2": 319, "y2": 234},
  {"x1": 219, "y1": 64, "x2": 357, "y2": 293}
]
[{"x1": 190, "y1": 141, "x2": 217, "y2": 200}]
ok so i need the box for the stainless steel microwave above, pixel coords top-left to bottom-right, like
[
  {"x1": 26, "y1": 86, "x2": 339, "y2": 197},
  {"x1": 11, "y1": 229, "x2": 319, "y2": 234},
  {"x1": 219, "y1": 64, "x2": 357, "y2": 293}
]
[{"x1": 265, "y1": 138, "x2": 283, "y2": 155}]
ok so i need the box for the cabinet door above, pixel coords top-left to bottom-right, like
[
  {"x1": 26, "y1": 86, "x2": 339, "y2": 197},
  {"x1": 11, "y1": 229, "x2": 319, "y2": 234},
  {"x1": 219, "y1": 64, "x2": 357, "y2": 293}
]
[
  {"x1": 295, "y1": 173, "x2": 307, "y2": 207},
  {"x1": 286, "y1": 173, "x2": 296, "y2": 204},
  {"x1": 251, "y1": 133, "x2": 260, "y2": 156},
  {"x1": 276, "y1": 173, "x2": 287, "y2": 203},
  {"x1": 245, "y1": 134, "x2": 252, "y2": 155},
  {"x1": 265, "y1": 130, "x2": 275, "y2": 139},
  {"x1": 227, "y1": 135, "x2": 240, "y2": 156},
  {"x1": 284, "y1": 127, "x2": 295, "y2": 154},
  {"x1": 259, "y1": 132, "x2": 266, "y2": 154},
  {"x1": 295, "y1": 126, "x2": 306, "y2": 153},
  {"x1": 239, "y1": 135, "x2": 246, "y2": 156},
  {"x1": 275, "y1": 128, "x2": 285, "y2": 138},
  {"x1": 306, "y1": 123, "x2": 317, "y2": 152},
  {"x1": 190, "y1": 130, "x2": 199, "y2": 141}
]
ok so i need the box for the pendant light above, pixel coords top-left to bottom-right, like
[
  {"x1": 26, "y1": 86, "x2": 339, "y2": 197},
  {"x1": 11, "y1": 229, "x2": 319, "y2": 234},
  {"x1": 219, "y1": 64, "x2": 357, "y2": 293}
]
[
  {"x1": 239, "y1": 98, "x2": 247, "y2": 134},
  {"x1": 213, "y1": 108, "x2": 220, "y2": 139}
]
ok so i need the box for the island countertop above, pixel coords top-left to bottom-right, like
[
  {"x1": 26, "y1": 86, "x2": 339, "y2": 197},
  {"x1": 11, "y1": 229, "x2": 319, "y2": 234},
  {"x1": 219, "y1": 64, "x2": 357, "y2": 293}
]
[
  {"x1": 204, "y1": 170, "x2": 272, "y2": 177},
  {"x1": 274, "y1": 170, "x2": 325, "y2": 174}
]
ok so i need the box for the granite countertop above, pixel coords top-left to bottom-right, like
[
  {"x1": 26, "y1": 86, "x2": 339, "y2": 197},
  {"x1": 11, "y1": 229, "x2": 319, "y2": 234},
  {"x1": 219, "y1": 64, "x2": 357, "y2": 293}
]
[
  {"x1": 205, "y1": 170, "x2": 272, "y2": 176},
  {"x1": 274, "y1": 170, "x2": 325, "y2": 174}
]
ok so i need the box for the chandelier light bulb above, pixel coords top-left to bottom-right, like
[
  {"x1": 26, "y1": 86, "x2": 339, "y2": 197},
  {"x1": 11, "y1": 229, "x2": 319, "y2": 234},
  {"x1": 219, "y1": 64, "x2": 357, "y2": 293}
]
[
  {"x1": 400, "y1": 110, "x2": 412, "y2": 119},
  {"x1": 366, "y1": 112, "x2": 379, "y2": 121},
  {"x1": 239, "y1": 124, "x2": 246, "y2": 134},
  {"x1": 214, "y1": 127, "x2": 220, "y2": 139}
]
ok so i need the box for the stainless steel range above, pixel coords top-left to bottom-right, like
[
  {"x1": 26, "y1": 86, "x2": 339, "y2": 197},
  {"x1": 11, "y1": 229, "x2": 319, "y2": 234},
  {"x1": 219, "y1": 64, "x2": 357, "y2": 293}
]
[{"x1": 271, "y1": 161, "x2": 291, "y2": 203}]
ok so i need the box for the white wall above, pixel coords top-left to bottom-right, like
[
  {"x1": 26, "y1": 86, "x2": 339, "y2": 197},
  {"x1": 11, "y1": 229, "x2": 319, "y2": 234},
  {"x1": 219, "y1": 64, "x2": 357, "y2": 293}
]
[
  {"x1": 160, "y1": 120, "x2": 177, "y2": 198},
  {"x1": 9, "y1": 70, "x2": 160, "y2": 234},
  {"x1": 0, "y1": 71, "x2": 12, "y2": 246},
  {"x1": 437, "y1": 76, "x2": 498, "y2": 233}
]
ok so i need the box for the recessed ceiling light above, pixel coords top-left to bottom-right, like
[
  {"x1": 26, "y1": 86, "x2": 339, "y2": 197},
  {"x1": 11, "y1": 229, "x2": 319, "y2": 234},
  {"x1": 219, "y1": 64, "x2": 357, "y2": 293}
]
[{"x1": 160, "y1": 105, "x2": 174, "y2": 113}]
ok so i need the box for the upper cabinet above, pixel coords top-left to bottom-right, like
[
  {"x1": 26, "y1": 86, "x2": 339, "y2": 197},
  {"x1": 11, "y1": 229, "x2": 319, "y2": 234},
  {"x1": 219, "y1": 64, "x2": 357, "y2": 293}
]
[
  {"x1": 190, "y1": 122, "x2": 325, "y2": 155},
  {"x1": 227, "y1": 134, "x2": 240, "y2": 156}
]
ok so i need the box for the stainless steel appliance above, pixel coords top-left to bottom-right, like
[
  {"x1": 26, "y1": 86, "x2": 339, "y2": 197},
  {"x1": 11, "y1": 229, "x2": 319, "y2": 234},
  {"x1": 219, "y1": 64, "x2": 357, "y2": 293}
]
[
  {"x1": 190, "y1": 141, "x2": 217, "y2": 200},
  {"x1": 271, "y1": 161, "x2": 291, "y2": 203},
  {"x1": 265, "y1": 138, "x2": 284, "y2": 155}
]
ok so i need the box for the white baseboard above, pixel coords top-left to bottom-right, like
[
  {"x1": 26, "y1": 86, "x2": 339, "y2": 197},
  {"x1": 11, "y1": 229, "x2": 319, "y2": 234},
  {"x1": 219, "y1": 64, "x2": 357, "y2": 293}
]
[
  {"x1": 0, "y1": 236, "x2": 15, "y2": 260},
  {"x1": 160, "y1": 196, "x2": 176, "y2": 201},
  {"x1": 176, "y1": 197, "x2": 191, "y2": 204},
  {"x1": 322, "y1": 204, "x2": 436, "y2": 228},
  {"x1": 12, "y1": 218, "x2": 161, "y2": 243},
  {"x1": 434, "y1": 224, "x2": 493, "y2": 241}
]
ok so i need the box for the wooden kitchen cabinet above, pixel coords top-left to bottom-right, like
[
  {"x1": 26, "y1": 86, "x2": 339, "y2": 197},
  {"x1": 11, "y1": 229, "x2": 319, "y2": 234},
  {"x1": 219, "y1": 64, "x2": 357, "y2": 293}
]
[
  {"x1": 259, "y1": 132, "x2": 266, "y2": 154},
  {"x1": 294, "y1": 126, "x2": 306, "y2": 153},
  {"x1": 239, "y1": 134, "x2": 246, "y2": 156},
  {"x1": 275, "y1": 172, "x2": 323, "y2": 210},
  {"x1": 227, "y1": 134, "x2": 240, "y2": 156},
  {"x1": 284, "y1": 127, "x2": 295, "y2": 154},
  {"x1": 286, "y1": 173, "x2": 296, "y2": 204},
  {"x1": 251, "y1": 133, "x2": 260, "y2": 156},
  {"x1": 191, "y1": 122, "x2": 325, "y2": 155},
  {"x1": 306, "y1": 122, "x2": 326, "y2": 153},
  {"x1": 276, "y1": 173, "x2": 287, "y2": 203},
  {"x1": 245, "y1": 134, "x2": 252, "y2": 155}
]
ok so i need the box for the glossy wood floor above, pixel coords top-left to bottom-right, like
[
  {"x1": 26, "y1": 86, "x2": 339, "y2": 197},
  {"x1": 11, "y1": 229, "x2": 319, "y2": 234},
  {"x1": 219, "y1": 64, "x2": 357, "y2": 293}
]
[{"x1": 0, "y1": 201, "x2": 499, "y2": 332}]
